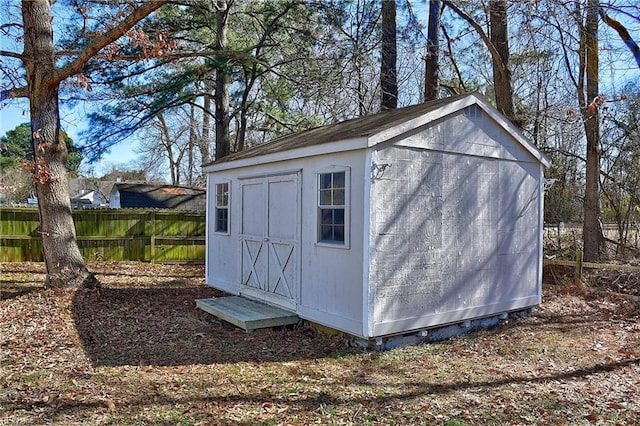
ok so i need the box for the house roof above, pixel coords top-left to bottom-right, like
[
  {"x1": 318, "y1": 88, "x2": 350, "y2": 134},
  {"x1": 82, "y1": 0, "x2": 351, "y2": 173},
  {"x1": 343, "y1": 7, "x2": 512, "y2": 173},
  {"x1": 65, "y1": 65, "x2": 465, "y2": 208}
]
[
  {"x1": 112, "y1": 183, "x2": 206, "y2": 211},
  {"x1": 70, "y1": 190, "x2": 102, "y2": 205},
  {"x1": 69, "y1": 178, "x2": 114, "y2": 203},
  {"x1": 203, "y1": 92, "x2": 550, "y2": 171}
]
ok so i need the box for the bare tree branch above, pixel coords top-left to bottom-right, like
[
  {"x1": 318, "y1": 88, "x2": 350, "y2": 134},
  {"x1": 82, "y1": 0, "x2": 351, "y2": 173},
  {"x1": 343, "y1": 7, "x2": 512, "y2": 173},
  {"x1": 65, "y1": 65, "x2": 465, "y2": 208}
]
[
  {"x1": 0, "y1": 50, "x2": 23, "y2": 60},
  {"x1": 0, "y1": 86, "x2": 28, "y2": 101},
  {"x1": 56, "y1": 49, "x2": 268, "y2": 67},
  {"x1": 600, "y1": 7, "x2": 640, "y2": 69},
  {"x1": 442, "y1": 0, "x2": 507, "y2": 81}
]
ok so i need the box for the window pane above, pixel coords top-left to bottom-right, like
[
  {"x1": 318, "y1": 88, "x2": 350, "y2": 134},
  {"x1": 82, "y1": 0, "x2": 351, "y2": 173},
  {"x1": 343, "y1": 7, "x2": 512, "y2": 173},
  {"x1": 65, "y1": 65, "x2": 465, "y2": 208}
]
[
  {"x1": 320, "y1": 225, "x2": 333, "y2": 241},
  {"x1": 320, "y1": 208, "x2": 333, "y2": 225},
  {"x1": 333, "y1": 172, "x2": 345, "y2": 188},
  {"x1": 319, "y1": 173, "x2": 332, "y2": 189},
  {"x1": 320, "y1": 189, "x2": 332, "y2": 206},
  {"x1": 216, "y1": 183, "x2": 229, "y2": 207},
  {"x1": 317, "y1": 170, "x2": 348, "y2": 245},
  {"x1": 215, "y1": 207, "x2": 228, "y2": 232}
]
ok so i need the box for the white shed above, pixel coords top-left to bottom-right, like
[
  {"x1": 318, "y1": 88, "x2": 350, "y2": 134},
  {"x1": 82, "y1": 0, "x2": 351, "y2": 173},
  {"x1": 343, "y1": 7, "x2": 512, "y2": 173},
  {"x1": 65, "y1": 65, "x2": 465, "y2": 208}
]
[{"x1": 203, "y1": 92, "x2": 550, "y2": 343}]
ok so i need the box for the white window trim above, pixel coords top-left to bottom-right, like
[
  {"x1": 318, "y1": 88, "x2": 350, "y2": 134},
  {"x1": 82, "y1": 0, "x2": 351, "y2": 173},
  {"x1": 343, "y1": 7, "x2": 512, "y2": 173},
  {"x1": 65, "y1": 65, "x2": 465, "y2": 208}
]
[
  {"x1": 213, "y1": 180, "x2": 231, "y2": 235},
  {"x1": 316, "y1": 166, "x2": 350, "y2": 249}
]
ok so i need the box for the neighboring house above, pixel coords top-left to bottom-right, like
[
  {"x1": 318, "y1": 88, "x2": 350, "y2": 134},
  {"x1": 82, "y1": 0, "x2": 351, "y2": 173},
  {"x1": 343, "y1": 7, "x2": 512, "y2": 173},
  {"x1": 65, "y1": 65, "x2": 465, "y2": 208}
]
[
  {"x1": 203, "y1": 92, "x2": 550, "y2": 343},
  {"x1": 70, "y1": 189, "x2": 107, "y2": 208},
  {"x1": 109, "y1": 183, "x2": 206, "y2": 211},
  {"x1": 68, "y1": 178, "x2": 112, "y2": 208}
]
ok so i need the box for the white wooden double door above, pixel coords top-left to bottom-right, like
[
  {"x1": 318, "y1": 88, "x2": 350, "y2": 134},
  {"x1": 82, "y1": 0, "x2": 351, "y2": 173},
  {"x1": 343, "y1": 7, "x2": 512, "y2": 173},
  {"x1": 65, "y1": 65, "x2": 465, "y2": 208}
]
[{"x1": 239, "y1": 172, "x2": 300, "y2": 311}]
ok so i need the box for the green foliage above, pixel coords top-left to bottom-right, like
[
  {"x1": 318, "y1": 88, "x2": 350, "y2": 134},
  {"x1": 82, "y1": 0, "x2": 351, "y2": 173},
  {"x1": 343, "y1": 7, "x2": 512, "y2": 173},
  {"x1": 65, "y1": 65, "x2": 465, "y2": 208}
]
[
  {"x1": 0, "y1": 123, "x2": 83, "y2": 175},
  {"x1": 0, "y1": 123, "x2": 32, "y2": 171},
  {"x1": 82, "y1": 0, "x2": 386, "y2": 156}
]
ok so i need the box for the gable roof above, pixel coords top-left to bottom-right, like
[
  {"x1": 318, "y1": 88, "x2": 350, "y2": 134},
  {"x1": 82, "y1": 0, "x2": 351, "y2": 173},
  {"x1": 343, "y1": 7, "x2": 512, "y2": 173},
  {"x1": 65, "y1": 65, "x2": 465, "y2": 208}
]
[
  {"x1": 70, "y1": 190, "x2": 106, "y2": 206},
  {"x1": 69, "y1": 178, "x2": 115, "y2": 203},
  {"x1": 203, "y1": 92, "x2": 550, "y2": 171},
  {"x1": 111, "y1": 183, "x2": 206, "y2": 211}
]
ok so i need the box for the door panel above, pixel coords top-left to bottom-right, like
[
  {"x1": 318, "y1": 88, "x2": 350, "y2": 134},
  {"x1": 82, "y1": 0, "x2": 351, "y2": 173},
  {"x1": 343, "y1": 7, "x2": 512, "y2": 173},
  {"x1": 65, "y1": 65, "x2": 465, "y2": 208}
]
[
  {"x1": 241, "y1": 238, "x2": 266, "y2": 291},
  {"x1": 268, "y1": 179, "x2": 297, "y2": 241},
  {"x1": 241, "y1": 182, "x2": 264, "y2": 236},
  {"x1": 267, "y1": 241, "x2": 295, "y2": 298}
]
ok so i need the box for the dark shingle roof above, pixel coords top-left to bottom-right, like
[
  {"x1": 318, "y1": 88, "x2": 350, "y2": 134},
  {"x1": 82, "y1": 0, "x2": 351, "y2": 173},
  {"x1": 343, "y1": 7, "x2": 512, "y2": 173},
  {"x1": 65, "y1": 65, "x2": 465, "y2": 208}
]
[
  {"x1": 113, "y1": 183, "x2": 206, "y2": 211},
  {"x1": 205, "y1": 93, "x2": 472, "y2": 166}
]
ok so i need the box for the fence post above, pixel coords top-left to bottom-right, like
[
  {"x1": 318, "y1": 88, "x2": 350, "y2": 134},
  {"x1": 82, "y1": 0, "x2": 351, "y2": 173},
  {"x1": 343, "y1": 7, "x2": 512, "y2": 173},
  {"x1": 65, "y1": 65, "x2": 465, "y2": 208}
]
[
  {"x1": 150, "y1": 210, "x2": 156, "y2": 263},
  {"x1": 574, "y1": 249, "x2": 583, "y2": 283}
]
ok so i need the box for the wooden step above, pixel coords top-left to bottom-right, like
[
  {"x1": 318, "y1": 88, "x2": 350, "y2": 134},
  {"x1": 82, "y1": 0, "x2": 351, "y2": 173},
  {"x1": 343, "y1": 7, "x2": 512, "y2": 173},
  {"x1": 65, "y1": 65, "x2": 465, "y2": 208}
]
[{"x1": 196, "y1": 296, "x2": 299, "y2": 333}]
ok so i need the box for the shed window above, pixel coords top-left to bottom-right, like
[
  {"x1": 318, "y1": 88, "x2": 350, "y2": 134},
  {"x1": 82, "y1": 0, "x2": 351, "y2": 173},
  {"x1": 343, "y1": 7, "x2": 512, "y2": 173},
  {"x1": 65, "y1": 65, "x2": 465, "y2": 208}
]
[
  {"x1": 317, "y1": 169, "x2": 349, "y2": 246},
  {"x1": 215, "y1": 182, "x2": 229, "y2": 233}
]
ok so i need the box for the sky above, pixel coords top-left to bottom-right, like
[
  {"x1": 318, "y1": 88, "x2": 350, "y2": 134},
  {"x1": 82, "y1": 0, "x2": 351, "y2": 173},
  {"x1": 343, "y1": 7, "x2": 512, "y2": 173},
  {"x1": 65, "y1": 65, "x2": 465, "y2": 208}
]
[{"x1": 0, "y1": 100, "x2": 139, "y2": 178}]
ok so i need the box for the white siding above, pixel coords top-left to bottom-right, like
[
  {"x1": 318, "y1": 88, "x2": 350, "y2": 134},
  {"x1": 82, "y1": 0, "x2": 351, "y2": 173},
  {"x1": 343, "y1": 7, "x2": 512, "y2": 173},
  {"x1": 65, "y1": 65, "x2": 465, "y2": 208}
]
[
  {"x1": 397, "y1": 110, "x2": 539, "y2": 164},
  {"x1": 369, "y1": 114, "x2": 543, "y2": 337},
  {"x1": 206, "y1": 174, "x2": 236, "y2": 293},
  {"x1": 297, "y1": 151, "x2": 366, "y2": 336},
  {"x1": 206, "y1": 150, "x2": 367, "y2": 336},
  {"x1": 108, "y1": 187, "x2": 121, "y2": 209}
]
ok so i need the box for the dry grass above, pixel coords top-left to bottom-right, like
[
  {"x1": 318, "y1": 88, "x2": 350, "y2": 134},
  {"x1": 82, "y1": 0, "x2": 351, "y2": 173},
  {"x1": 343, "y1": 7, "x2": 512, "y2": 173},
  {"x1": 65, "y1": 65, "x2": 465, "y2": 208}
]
[{"x1": 1, "y1": 262, "x2": 639, "y2": 425}]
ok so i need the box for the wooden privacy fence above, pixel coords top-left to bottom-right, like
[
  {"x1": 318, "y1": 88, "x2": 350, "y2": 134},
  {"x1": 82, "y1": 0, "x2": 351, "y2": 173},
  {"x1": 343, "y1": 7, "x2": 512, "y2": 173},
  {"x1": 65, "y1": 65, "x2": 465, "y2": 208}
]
[{"x1": 0, "y1": 208, "x2": 206, "y2": 263}]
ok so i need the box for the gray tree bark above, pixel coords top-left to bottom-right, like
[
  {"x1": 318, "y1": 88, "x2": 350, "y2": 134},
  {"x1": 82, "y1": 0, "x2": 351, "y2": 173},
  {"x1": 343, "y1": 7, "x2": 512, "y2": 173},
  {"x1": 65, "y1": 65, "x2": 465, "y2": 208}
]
[
  {"x1": 581, "y1": 0, "x2": 602, "y2": 262},
  {"x1": 381, "y1": 0, "x2": 397, "y2": 110},
  {"x1": 215, "y1": 0, "x2": 231, "y2": 159},
  {"x1": 489, "y1": 0, "x2": 516, "y2": 125},
  {"x1": 424, "y1": 0, "x2": 442, "y2": 101},
  {"x1": 22, "y1": 0, "x2": 91, "y2": 288}
]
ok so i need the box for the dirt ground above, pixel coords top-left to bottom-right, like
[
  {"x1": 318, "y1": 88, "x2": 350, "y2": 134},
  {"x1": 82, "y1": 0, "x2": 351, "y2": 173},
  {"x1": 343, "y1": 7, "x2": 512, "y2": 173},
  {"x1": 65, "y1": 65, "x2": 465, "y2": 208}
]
[{"x1": 1, "y1": 262, "x2": 639, "y2": 425}]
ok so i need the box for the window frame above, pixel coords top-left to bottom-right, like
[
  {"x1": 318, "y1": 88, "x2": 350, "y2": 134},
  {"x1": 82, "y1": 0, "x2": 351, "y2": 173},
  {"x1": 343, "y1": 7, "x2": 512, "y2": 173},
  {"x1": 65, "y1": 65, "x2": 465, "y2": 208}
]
[
  {"x1": 316, "y1": 166, "x2": 350, "y2": 249},
  {"x1": 214, "y1": 181, "x2": 230, "y2": 235}
]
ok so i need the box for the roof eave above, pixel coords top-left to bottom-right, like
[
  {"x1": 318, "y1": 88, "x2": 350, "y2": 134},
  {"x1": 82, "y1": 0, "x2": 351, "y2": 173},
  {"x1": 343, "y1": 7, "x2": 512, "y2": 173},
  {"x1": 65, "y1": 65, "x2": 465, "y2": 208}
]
[
  {"x1": 203, "y1": 136, "x2": 369, "y2": 173},
  {"x1": 367, "y1": 95, "x2": 478, "y2": 147},
  {"x1": 473, "y1": 95, "x2": 552, "y2": 168}
]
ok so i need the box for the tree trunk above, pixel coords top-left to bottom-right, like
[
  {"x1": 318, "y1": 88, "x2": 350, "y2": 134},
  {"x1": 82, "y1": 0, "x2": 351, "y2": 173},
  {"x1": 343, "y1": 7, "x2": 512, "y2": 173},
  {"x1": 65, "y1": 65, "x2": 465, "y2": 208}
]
[
  {"x1": 22, "y1": 0, "x2": 94, "y2": 288},
  {"x1": 214, "y1": 0, "x2": 231, "y2": 160},
  {"x1": 424, "y1": 0, "x2": 442, "y2": 101},
  {"x1": 237, "y1": 68, "x2": 252, "y2": 152},
  {"x1": 381, "y1": 0, "x2": 397, "y2": 110},
  {"x1": 443, "y1": 0, "x2": 516, "y2": 124},
  {"x1": 157, "y1": 113, "x2": 178, "y2": 185},
  {"x1": 489, "y1": 0, "x2": 516, "y2": 125},
  {"x1": 201, "y1": 86, "x2": 213, "y2": 164},
  {"x1": 188, "y1": 104, "x2": 196, "y2": 185},
  {"x1": 582, "y1": 0, "x2": 602, "y2": 262},
  {"x1": 238, "y1": 105, "x2": 248, "y2": 152}
]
